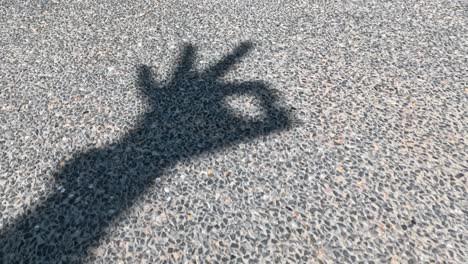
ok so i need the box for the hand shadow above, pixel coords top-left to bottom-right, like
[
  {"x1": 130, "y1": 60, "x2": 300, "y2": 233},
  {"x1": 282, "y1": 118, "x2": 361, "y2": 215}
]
[{"x1": 0, "y1": 42, "x2": 292, "y2": 263}]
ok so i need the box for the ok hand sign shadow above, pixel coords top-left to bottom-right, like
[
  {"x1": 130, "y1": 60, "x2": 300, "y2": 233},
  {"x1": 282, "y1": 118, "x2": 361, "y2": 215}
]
[
  {"x1": 0, "y1": 42, "x2": 292, "y2": 263},
  {"x1": 135, "y1": 42, "x2": 291, "y2": 157}
]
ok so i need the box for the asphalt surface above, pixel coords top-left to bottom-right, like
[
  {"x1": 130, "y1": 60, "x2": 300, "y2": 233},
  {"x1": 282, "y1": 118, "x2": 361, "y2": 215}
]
[{"x1": 1, "y1": 0, "x2": 467, "y2": 263}]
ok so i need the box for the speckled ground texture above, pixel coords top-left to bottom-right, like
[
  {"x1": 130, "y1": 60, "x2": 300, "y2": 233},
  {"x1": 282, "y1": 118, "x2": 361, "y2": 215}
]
[{"x1": 1, "y1": 0, "x2": 467, "y2": 263}]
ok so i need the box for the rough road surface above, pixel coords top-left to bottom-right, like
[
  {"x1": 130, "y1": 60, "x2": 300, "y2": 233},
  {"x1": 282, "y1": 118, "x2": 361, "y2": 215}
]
[{"x1": 1, "y1": 0, "x2": 466, "y2": 263}]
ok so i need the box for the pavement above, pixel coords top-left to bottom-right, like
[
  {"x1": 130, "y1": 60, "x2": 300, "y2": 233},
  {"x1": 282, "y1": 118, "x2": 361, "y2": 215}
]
[{"x1": 0, "y1": 0, "x2": 466, "y2": 263}]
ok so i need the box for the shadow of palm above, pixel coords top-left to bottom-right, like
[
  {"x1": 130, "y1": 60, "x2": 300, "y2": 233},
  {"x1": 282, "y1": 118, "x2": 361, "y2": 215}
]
[{"x1": 0, "y1": 42, "x2": 292, "y2": 263}]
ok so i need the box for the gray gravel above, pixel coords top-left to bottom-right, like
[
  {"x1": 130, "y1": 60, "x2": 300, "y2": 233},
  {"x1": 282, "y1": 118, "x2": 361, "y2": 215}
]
[{"x1": 1, "y1": 0, "x2": 467, "y2": 263}]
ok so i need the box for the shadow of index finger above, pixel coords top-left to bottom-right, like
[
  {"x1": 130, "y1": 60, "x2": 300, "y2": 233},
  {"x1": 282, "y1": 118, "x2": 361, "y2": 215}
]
[{"x1": 221, "y1": 81, "x2": 292, "y2": 132}]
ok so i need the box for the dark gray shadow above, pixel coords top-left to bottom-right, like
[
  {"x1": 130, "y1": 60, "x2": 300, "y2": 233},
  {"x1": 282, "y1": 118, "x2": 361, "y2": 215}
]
[{"x1": 0, "y1": 42, "x2": 292, "y2": 263}]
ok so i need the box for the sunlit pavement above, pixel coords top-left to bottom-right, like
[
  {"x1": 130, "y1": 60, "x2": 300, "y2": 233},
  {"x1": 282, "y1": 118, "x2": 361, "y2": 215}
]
[{"x1": 0, "y1": 0, "x2": 466, "y2": 262}]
